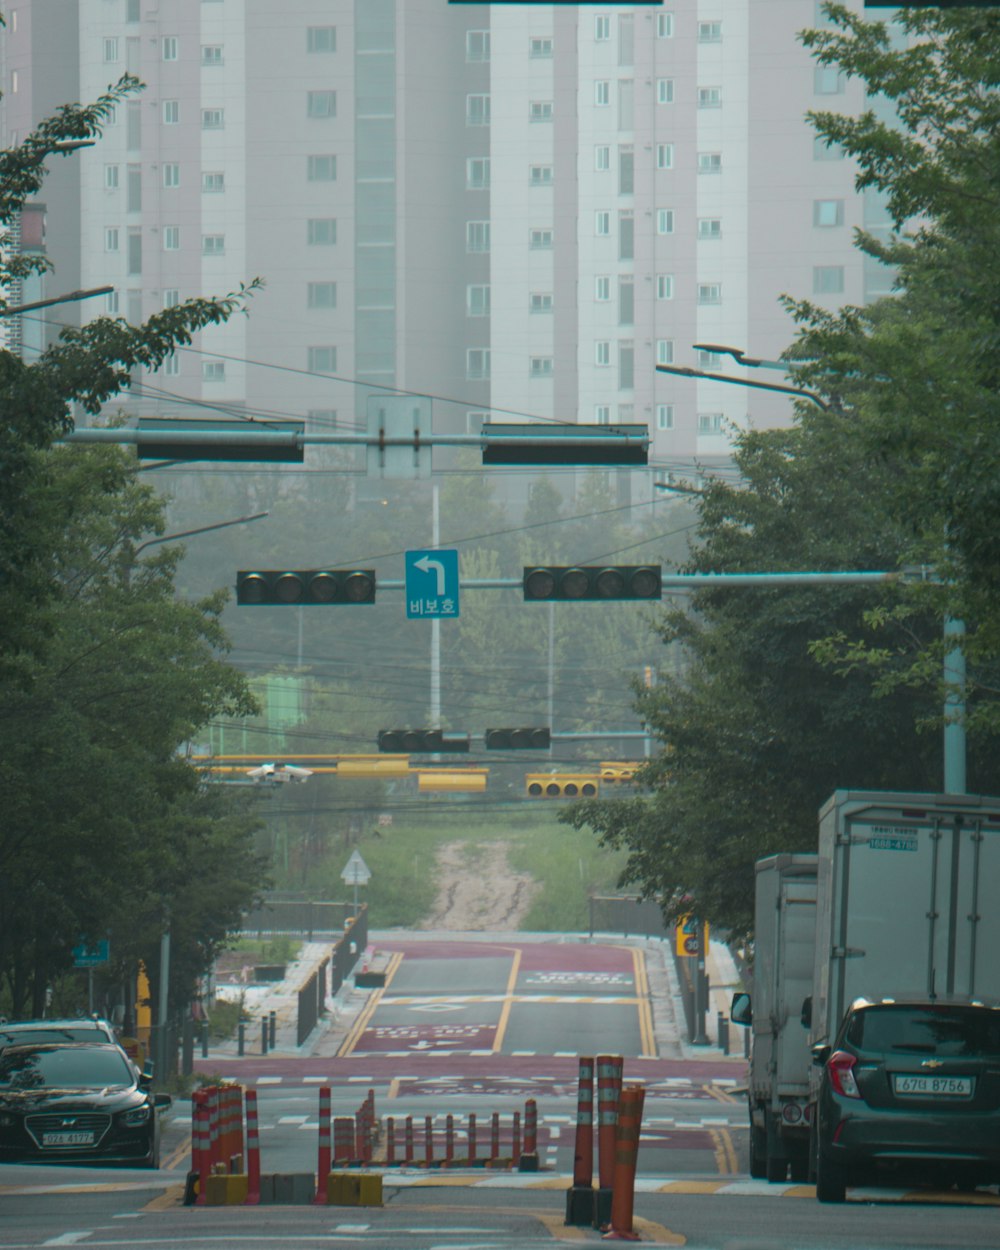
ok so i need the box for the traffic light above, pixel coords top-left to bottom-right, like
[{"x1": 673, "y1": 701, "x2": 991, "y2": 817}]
[
  {"x1": 522, "y1": 565, "x2": 661, "y2": 602},
  {"x1": 485, "y1": 728, "x2": 552, "y2": 750},
  {"x1": 236, "y1": 569, "x2": 376, "y2": 605},
  {"x1": 525, "y1": 773, "x2": 601, "y2": 798},
  {"x1": 378, "y1": 730, "x2": 471, "y2": 753},
  {"x1": 600, "y1": 762, "x2": 639, "y2": 784}
]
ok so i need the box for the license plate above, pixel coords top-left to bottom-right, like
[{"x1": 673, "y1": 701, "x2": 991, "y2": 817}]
[
  {"x1": 893, "y1": 1074, "x2": 973, "y2": 1098},
  {"x1": 42, "y1": 1131, "x2": 95, "y2": 1147}
]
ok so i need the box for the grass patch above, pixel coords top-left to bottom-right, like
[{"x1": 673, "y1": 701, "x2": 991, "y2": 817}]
[{"x1": 226, "y1": 936, "x2": 302, "y2": 964}]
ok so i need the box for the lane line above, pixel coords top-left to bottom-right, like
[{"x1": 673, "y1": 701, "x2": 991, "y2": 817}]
[
  {"x1": 491, "y1": 947, "x2": 522, "y2": 1054},
  {"x1": 632, "y1": 947, "x2": 657, "y2": 1058}
]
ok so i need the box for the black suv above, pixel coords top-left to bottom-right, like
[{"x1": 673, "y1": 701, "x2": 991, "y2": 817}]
[
  {"x1": 0, "y1": 1018, "x2": 118, "y2": 1054},
  {"x1": 812, "y1": 996, "x2": 1000, "y2": 1202}
]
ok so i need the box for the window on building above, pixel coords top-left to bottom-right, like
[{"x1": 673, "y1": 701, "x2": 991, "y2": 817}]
[
  {"x1": 529, "y1": 227, "x2": 553, "y2": 249},
  {"x1": 162, "y1": 354, "x2": 179, "y2": 376},
  {"x1": 529, "y1": 292, "x2": 553, "y2": 314},
  {"x1": 307, "y1": 26, "x2": 337, "y2": 54},
  {"x1": 308, "y1": 281, "x2": 337, "y2": 308},
  {"x1": 105, "y1": 227, "x2": 120, "y2": 252},
  {"x1": 467, "y1": 94, "x2": 491, "y2": 126},
  {"x1": 657, "y1": 12, "x2": 674, "y2": 37},
  {"x1": 656, "y1": 339, "x2": 674, "y2": 365},
  {"x1": 596, "y1": 341, "x2": 611, "y2": 367},
  {"x1": 698, "y1": 217, "x2": 722, "y2": 240},
  {"x1": 595, "y1": 14, "x2": 611, "y2": 40},
  {"x1": 698, "y1": 348, "x2": 723, "y2": 367},
  {"x1": 619, "y1": 145, "x2": 634, "y2": 193},
  {"x1": 127, "y1": 165, "x2": 141, "y2": 211},
  {"x1": 698, "y1": 412, "x2": 724, "y2": 435},
  {"x1": 127, "y1": 228, "x2": 142, "y2": 272},
  {"x1": 105, "y1": 290, "x2": 120, "y2": 315},
  {"x1": 126, "y1": 36, "x2": 140, "y2": 72},
  {"x1": 657, "y1": 78, "x2": 674, "y2": 105},
  {"x1": 619, "y1": 11, "x2": 635, "y2": 65},
  {"x1": 656, "y1": 144, "x2": 674, "y2": 170},
  {"x1": 529, "y1": 36, "x2": 552, "y2": 58},
  {"x1": 657, "y1": 274, "x2": 674, "y2": 300},
  {"x1": 103, "y1": 37, "x2": 119, "y2": 63},
  {"x1": 814, "y1": 66, "x2": 844, "y2": 94},
  {"x1": 163, "y1": 289, "x2": 180, "y2": 308},
  {"x1": 105, "y1": 164, "x2": 119, "y2": 190},
  {"x1": 618, "y1": 277, "x2": 634, "y2": 325},
  {"x1": 698, "y1": 21, "x2": 722, "y2": 42},
  {"x1": 698, "y1": 283, "x2": 722, "y2": 304},
  {"x1": 163, "y1": 100, "x2": 179, "y2": 124},
  {"x1": 813, "y1": 265, "x2": 845, "y2": 294},
  {"x1": 656, "y1": 404, "x2": 674, "y2": 431},
  {"x1": 595, "y1": 275, "x2": 611, "y2": 301},
  {"x1": 202, "y1": 233, "x2": 225, "y2": 256},
  {"x1": 126, "y1": 0, "x2": 140, "y2": 21},
  {"x1": 529, "y1": 101, "x2": 553, "y2": 123},
  {"x1": 595, "y1": 404, "x2": 611, "y2": 425},
  {"x1": 530, "y1": 356, "x2": 553, "y2": 378},
  {"x1": 657, "y1": 208, "x2": 674, "y2": 234},
  {"x1": 308, "y1": 346, "x2": 337, "y2": 373},
  {"x1": 308, "y1": 218, "x2": 337, "y2": 245},
  {"x1": 466, "y1": 410, "x2": 488, "y2": 434},
  {"x1": 201, "y1": 45, "x2": 223, "y2": 66},
  {"x1": 595, "y1": 145, "x2": 610, "y2": 171},
  {"x1": 619, "y1": 342, "x2": 635, "y2": 390},
  {"x1": 466, "y1": 221, "x2": 490, "y2": 252},
  {"x1": 619, "y1": 211, "x2": 634, "y2": 260},
  {"x1": 466, "y1": 158, "x2": 490, "y2": 189},
  {"x1": 203, "y1": 361, "x2": 225, "y2": 382},
  {"x1": 307, "y1": 91, "x2": 336, "y2": 118},
  {"x1": 698, "y1": 152, "x2": 722, "y2": 174},
  {"x1": 202, "y1": 171, "x2": 225, "y2": 193},
  {"x1": 466, "y1": 30, "x2": 490, "y2": 61},
  {"x1": 127, "y1": 99, "x2": 141, "y2": 148},
  {"x1": 596, "y1": 211, "x2": 611, "y2": 236},
  {"x1": 162, "y1": 163, "x2": 180, "y2": 188},
  {"x1": 698, "y1": 86, "x2": 722, "y2": 108},
  {"x1": 595, "y1": 80, "x2": 610, "y2": 106},
  {"x1": 163, "y1": 225, "x2": 180, "y2": 250},
  {"x1": 466, "y1": 348, "x2": 491, "y2": 380},
  {"x1": 619, "y1": 79, "x2": 634, "y2": 129},
  {"x1": 162, "y1": 36, "x2": 178, "y2": 61},
  {"x1": 814, "y1": 198, "x2": 845, "y2": 227},
  {"x1": 202, "y1": 108, "x2": 224, "y2": 129},
  {"x1": 308, "y1": 154, "x2": 337, "y2": 181},
  {"x1": 529, "y1": 164, "x2": 553, "y2": 186},
  {"x1": 467, "y1": 284, "x2": 490, "y2": 317}
]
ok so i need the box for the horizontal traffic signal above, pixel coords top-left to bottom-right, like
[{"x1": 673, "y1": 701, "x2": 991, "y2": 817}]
[
  {"x1": 522, "y1": 565, "x2": 661, "y2": 602},
  {"x1": 600, "y1": 761, "x2": 639, "y2": 784},
  {"x1": 237, "y1": 569, "x2": 376, "y2": 606},
  {"x1": 378, "y1": 729, "x2": 471, "y2": 754},
  {"x1": 485, "y1": 728, "x2": 552, "y2": 750},
  {"x1": 525, "y1": 773, "x2": 601, "y2": 798}
]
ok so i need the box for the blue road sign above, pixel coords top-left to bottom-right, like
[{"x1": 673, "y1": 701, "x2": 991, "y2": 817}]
[
  {"x1": 72, "y1": 939, "x2": 110, "y2": 968},
  {"x1": 405, "y1": 549, "x2": 460, "y2": 619}
]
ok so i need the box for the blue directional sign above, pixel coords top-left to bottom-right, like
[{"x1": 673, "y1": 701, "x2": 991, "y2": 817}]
[
  {"x1": 405, "y1": 549, "x2": 460, "y2": 619},
  {"x1": 72, "y1": 939, "x2": 110, "y2": 968}
]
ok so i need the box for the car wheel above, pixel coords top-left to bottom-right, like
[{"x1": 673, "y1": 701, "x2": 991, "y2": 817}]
[
  {"x1": 815, "y1": 1143, "x2": 847, "y2": 1203},
  {"x1": 748, "y1": 1119, "x2": 767, "y2": 1179}
]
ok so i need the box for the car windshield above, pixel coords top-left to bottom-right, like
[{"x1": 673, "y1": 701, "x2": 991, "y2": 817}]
[
  {"x1": 0, "y1": 1047, "x2": 132, "y2": 1091},
  {"x1": 846, "y1": 1006, "x2": 1000, "y2": 1058},
  {"x1": 0, "y1": 1027, "x2": 107, "y2": 1047}
]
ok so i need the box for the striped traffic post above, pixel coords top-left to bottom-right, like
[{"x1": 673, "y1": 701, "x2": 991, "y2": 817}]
[
  {"x1": 601, "y1": 1084, "x2": 646, "y2": 1241},
  {"x1": 444, "y1": 1114, "x2": 455, "y2": 1166},
  {"x1": 244, "y1": 1089, "x2": 261, "y2": 1205},
  {"x1": 519, "y1": 1097, "x2": 538, "y2": 1170},
  {"x1": 512, "y1": 1110, "x2": 521, "y2": 1164},
  {"x1": 314, "y1": 1086, "x2": 332, "y2": 1203},
  {"x1": 565, "y1": 1056, "x2": 595, "y2": 1225},
  {"x1": 595, "y1": 1055, "x2": 624, "y2": 1226},
  {"x1": 490, "y1": 1112, "x2": 500, "y2": 1165},
  {"x1": 191, "y1": 1089, "x2": 210, "y2": 1205},
  {"x1": 467, "y1": 1113, "x2": 477, "y2": 1166},
  {"x1": 385, "y1": 1116, "x2": 397, "y2": 1165},
  {"x1": 334, "y1": 1116, "x2": 354, "y2": 1165},
  {"x1": 424, "y1": 1115, "x2": 434, "y2": 1167}
]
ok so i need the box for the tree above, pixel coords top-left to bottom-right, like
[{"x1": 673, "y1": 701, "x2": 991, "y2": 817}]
[{"x1": 0, "y1": 72, "x2": 268, "y2": 1017}]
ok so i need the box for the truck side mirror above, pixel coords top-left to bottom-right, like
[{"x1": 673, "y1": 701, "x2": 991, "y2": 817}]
[
  {"x1": 730, "y1": 991, "x2": 752, "y2": 1026},
  {"x1": 800, "y1": 995, "x2": 812, "y2": 1029}
]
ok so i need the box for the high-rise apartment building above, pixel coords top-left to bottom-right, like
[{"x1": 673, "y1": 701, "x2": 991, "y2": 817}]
[{"x1": 0, "y1": 1, "x2": 883, "y2": 503}]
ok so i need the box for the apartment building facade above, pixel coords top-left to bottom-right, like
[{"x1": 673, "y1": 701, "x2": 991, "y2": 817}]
[{"x1": 0, "y1": 0, "x2": 883, "y2": 502}]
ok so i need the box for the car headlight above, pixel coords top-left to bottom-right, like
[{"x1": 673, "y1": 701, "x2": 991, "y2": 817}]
[
  {"x1": 0, "y1": 1113, "x2": 16, "y2": 1128},
  {"x1": 120, "y1": 1106, "x2": 151, "y2": 1127}
]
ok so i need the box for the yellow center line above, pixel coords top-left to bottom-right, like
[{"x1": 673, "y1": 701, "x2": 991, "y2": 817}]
[
  {"x1": 337, "y1": 951, "x2": 404, "y2": 1058},
  {"x1": 708, "y1": 1126, "x2": 738, "y2": 1176},
  {"x1": 387, "y1": 1077, "x2": 401, "y2": 1100},
  {"x1": 632, "y1": 946, "x2": 657, "y2": 1058},
  {"x1": 491, "y1": 947, "x2": 522, "y2": 1053},
  {"x1": 161, "y1": 1135, "x2": 191, "y2": 1172}
]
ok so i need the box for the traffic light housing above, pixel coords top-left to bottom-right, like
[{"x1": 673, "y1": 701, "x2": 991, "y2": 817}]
[
  {"x1": 525, "y1": 773, "x2": 601, "y2": 798},
  {"x1": 600, "y1": 761, "x2": 639, "y2": 784},
  {"x1": 378, "y1": 729, "x2": 471, "y2": 753},
  {"x1": 237, "y1": 569, "x2": 376, "y2": 605},
  {"x1": 485, "y1": 728, "x2": 552, "y2": 750},
  {"x1": 522, "y1": 565, "x2": 661, "y2": 602}
]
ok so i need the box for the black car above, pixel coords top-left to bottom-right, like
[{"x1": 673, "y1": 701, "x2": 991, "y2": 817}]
[
  {"x1": 0, "y1": 1043, "x2": 171, "y2": 1168},
  {"x1": 812, "y1": 996, "x2": 1000, "y2": 1202}
]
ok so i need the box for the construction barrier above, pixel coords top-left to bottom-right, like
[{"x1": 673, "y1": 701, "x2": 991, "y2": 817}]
[
  {"x1": 245, "y1": 1089, "x2": 261, "y2": 1205},
  {"x1": 602, "y1": 1083, "x2": 646, "y2": 1241},
  {"x1": 566, "y1": 1057, "x2": 596, "y2": 1225},
  {"x1": 467, "y1": 1112, "x2": 477, "y2": 1166},
  {"x1": 314, "y1": 1086, "x2": 332, "y2": 1204},
  {"x1": 334, "y1": 1116, "x2": 354, "y2": 1165}
]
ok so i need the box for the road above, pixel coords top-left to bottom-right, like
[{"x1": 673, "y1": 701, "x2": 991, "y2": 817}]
[{"x1": 2, "y1": 935, "x2": 999, "y2": 1247}]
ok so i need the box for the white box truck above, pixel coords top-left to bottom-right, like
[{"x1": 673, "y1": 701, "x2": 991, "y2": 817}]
[{"x1": 731, "y1": 853, "x2": 817, "y2": 1182}]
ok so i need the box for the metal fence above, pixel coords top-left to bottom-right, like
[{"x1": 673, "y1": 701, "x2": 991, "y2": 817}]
[
  {"x1": 588, "y1": 894, "x2": 671, "y2": 939},
  {"x1": 240, "y1": 895, "x2": 356, "y2": 938}
]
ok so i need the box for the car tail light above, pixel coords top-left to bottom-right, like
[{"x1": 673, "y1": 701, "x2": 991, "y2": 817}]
[{"x1": 827, "y1": 1049, "x2": 861, "y2": 1099}]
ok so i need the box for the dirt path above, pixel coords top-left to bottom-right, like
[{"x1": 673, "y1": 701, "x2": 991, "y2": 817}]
[{"x1": 419, "y1": 840, "x2": 538, "y2": 931}]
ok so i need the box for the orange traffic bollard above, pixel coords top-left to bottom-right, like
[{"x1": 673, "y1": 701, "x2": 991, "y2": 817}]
[
  {"x1": 244, "y1": 1089, "x2": 261, "y2": 1205},
  {"x1": 602, "y1": 1083, "x2": 646, "y2": 1241},
  {"x1": 313, "y1": 1086, "x2": 332, "y2": 1204},
  {"x1": 565, "y1": 1056, "x2": 595, "y2": 1225}
]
